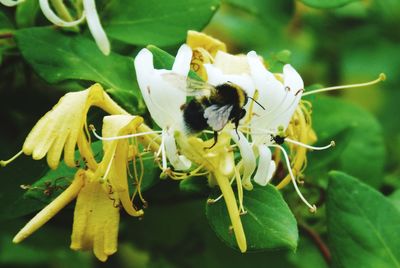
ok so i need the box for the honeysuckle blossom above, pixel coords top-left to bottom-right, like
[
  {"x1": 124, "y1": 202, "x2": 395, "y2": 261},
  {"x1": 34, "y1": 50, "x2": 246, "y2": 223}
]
[
  {"x1": 134, "y1": 43, "x2": 248, "y2": 251},
  {"x1": 1, "y1": 85, "x2": 159, "y2": 261},
  {"x1": 0, "y1": 0, "x2": 110, "y2": 55},
  {"x1": 0, "y1": 84, "x2": 126, "y2": 170},
  {"x1": 1, "y1": 28, "x2": 387, "y2": 261},
  {"x1": 185, "y1": 31, "x2": 331, "y2": 213},
  {"x1": 134, "y1": 44, "x2": 193, "y2": 171}
]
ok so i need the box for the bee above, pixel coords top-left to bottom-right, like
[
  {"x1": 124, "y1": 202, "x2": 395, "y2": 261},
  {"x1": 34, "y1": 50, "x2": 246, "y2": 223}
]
[{"x1": 163, "y1": 74, "x2": 265, "y2": 148}]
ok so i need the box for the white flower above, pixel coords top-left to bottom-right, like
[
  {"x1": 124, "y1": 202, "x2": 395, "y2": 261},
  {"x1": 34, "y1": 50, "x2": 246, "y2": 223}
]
[
  {"x1": 1, "y1": 0, "x2": 110, "y2": 55},
  {"x1": 40, "y1": 0, "x2": 110, "y2": 55},
  {"x1": 134, "y1": 44, "x2": 192, "y2": 171},
  {"x1": 203, "y1": 49, "x2": 327, "y2": 212},
  {"x1": 247, "y1": 51, "x2": 304, "y2": 143}
]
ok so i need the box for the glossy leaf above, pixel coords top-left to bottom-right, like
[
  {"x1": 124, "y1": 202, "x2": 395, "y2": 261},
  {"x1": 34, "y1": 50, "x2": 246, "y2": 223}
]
[
  {"x1": 300, "y1": 0, "x2": 359, "y2": 9},
  {"x1": 327, "y1": 171, "x2": 400, "y2": 267},
  {"x1": 14, "y1": 27, "x2": 142, "y2": 113},
  {"x1": 103, "y1": 0, "x2": 220, "y2": 46},
  {"x1": 206, "y1": 184, "x2": 298, "y2": 251},
  {"x1": 307, "y1": 95, "x2": 385, "y2": 188}
]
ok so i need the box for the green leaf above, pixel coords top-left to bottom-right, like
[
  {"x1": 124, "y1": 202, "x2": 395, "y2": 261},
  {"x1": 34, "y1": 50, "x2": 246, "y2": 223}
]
[
  {"x1": 389, "y1": 189, "x2": 400, "y2": 212},
  {"x1": 300, "y1": 0, "x2": 359, "y2": 9},
  {"x1": 307, "y1": 95, "x2": 385, "y2": 188},
  {"x1": 14, "y1": 27, "x2": 143, "y2": 113},
  {"x1": 206, "y1": 184, "x2": 298, "y2": 251},
  {"x1": 0, "y1": 12, "x2": 13, "y2": 30},
  {"x1": 16, "y1": 0, "x2": 40, "y2": 28},
  {"x1": 103, "y1": 0, "x2": 220, "y2": 46},
  {"x1": 327, "y1": 171, "x2": 400, "y2": 268},
  {"x1": 179, "y1": 176, "x2": 209, "y2": 195}
]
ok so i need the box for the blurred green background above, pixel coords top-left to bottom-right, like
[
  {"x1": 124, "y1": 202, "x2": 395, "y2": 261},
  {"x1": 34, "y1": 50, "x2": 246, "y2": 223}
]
[{"x1": 0, "y1": 0, "x2": 399, "y2": 267}]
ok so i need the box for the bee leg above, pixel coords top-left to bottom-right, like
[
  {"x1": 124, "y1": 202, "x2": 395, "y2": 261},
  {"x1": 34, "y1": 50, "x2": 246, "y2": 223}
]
[
  {"x1": 234, "y1": 119, "x2": 240, "y2": 140},
  {"x1": 205, "y1": 131, "x2": 219, "y2": 149}
]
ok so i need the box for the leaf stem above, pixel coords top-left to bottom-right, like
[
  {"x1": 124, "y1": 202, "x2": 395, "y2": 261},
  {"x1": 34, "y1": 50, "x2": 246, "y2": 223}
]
[
  {"x1": 0, "y1": 32, "x2": 14, "y2": 39},
  {"x1": 300, "y1": 224, "x2": 331, "y2": 264}
]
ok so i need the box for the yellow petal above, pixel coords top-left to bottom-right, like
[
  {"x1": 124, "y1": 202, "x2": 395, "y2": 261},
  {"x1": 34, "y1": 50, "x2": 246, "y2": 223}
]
[
  {"x1": 213, "y1": 171, "x2": 247, "y2": 253},
  {"x1": 187, "y1": 30, "x2": 226, "y2": 57},
  {"x1": 70, "y1": 177, "x2": 120, "y2": 262},
  {"x1": 22, "y1": 83, "x2": 127, "y2": 170},
  {"x1": 13, "y1": 170, "x2": 85, "y2": 243},
  {"x1": 186, "y1": 31, "x2": 227, "y2": 80},
  {"x1": 98, "y1": 115, "x2": 144, "y2": 217}
]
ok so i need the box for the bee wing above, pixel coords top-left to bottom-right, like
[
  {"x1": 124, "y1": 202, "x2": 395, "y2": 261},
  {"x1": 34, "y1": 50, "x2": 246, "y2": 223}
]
[
  {"x1": 204, "y1": 104, "x2": 233, "y2": 132},
  {"x1": 161, "y1": 73, "x2": 214, "y2": 97}
]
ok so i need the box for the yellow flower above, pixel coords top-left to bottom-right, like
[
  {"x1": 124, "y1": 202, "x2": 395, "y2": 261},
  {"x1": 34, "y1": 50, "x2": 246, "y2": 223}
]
[
  {"x1": 12, "y1": 113, "x2": 149, "y2": 262},
  {"x1": 186, "y1": 30, "x2": 227, "y2": 80},
  {"x1": 176, "y1": 131, "x2": 247, "y2": 253},
  {"x1": 1, "y1": 83, "x2": 126, "y2": 170}
]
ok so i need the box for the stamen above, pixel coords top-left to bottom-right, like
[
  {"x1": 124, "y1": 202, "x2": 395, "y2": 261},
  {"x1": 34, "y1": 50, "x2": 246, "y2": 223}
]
[
  {"x1": 271, "y1": 144, "x2": 317, "y2": 213},
  {"x1": 100, "y1": 148, "x2": 115, "y2": 184},
  {"x1": 234, "y1": 165, "x2": 246, "y2": 214},
  {"x1": 161, "y1": 131, "x2": 167, "y2": 171},
  {"x1": 303, "y1": 73, "x2": 386, "y2": 96},
  {"x1": 285, "y1": 138, "x2": 335, "y2": 151},
  {"x1": 39, "y1": 0, "x2": 86, "y2": 27},
  {"x1": 0, "y1": 150, "x2": 24, "y2": 167},
  {"x1": 89, "y1": 124, "x2": 162, "y2": 141}
]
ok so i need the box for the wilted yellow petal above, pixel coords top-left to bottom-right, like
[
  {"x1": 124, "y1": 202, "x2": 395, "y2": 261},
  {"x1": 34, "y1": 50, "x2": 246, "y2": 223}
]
[
  {"x1": 98, "y1": 115, "x2": 144, "y2": 217},
  {"x1": 186, "y1": 30, "x2": 227, "y2": 81},
  {"x1": 187, "y1": 30, "x2": 226, "y2": 56},
  {"x1": 70, "y1": 177, "x2": 120, "y2": 262},
  {"x1": 13, "y1": 170, "x2": 85, "y2": 243},
  {"x1": 22, "y1": 83, "x2": 127, "y2": 170}
]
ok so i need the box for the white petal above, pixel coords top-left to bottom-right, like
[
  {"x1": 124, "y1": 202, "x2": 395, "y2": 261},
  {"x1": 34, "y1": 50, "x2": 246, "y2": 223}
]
[
  {"x1": 214, "y1": 51, "x2": 249, "y2": 75},
  {"x1": 164, "y1": 129, "x2": 191, "y2": 171},
  {"x1": 254, "y1": 145, "x2": 276, "y2": 186},
  {"x1": 204, "y1": 64, "x2": 255, "y2": 94},
  {"x1": 0, "y1": 0, "x2": 24, "y2": 7},
  {"x1": 283, "y1": 64, "x2": 303, "y2": 93},
  {"x1": 270, "y1": 64, "x2": 303, "y2": 129},
  {"x1": 39, "y1": 0, "x2": 85, "y2": 27},
  {"x1": 83, "y1": 0, "x2": 110, "y2": 55},
  {"x1": 230, "y1": 130, "x2": 256, "y2": 190},
  {"x1": 134, "y1": 48, "x2": 186, "y2": 129},
  {"x1": 172, "y1": 44, "x2": 192, "y2": 76},
  {"x1": 247, "y1": 51, "x2": 285, "y2": 112}
]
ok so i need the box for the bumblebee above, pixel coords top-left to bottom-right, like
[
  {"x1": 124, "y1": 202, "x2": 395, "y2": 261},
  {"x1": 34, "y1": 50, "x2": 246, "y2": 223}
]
[{"x1": 163, "y1": 74, "x2": 264, "y2": 148}]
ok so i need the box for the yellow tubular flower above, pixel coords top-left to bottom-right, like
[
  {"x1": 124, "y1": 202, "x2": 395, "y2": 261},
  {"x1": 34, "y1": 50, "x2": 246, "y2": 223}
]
[
  {"x1": 70, "y1": 175, "x2": 120, "y2": 262},
  {"x1": 1, "y1": 84, "x2": 126, "y2": 170},
  {"x1": 13, "y1": 169, "x2": 85, "y2": 243},
  {"x1": 176, "y1": 132, "x2": 247, "y2": 253},
  {"x1": 94, "y1": 115, "x2": 145, "y2": 217}
]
